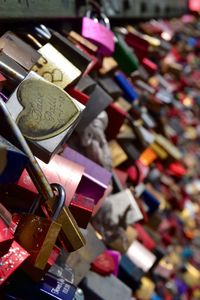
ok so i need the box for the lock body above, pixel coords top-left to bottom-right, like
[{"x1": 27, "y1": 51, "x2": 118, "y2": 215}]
[
  {"x1": 0, "y1": 31, "x2": 41, "y2": 70},
  {"x1": 82, "y1": 17, "x2": 115, "y2": 56},
  {"x1": 1, "y1": 71, "x2": 85, "y2": 163},
  {"x1": 32, "y1": 43, "x2": 81, "y2": 88},
  {"x1": 0, "y1": 205, "x2": 14, "y2": 256},
  {"x1": 0, "y1": 241, "x2": 29, "y2": 286},
  {"x1": 14, "y1": 213, "x2": 62, "y2": 270}
]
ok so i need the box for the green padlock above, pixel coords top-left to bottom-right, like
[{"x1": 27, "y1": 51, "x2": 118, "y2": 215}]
[{"x1": 113, "y1": 34, "x2": 139, "y2": 75}]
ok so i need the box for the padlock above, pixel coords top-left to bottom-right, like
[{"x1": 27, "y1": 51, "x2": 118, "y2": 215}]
[
  {"x1": 68, "y1": 30, "x2": 98, "y2": 54},
  {"x1": 114, "y1": 71, "x2": 139, "y2": 103},
  {"x1": 105, "y1": 103, "x2": 127, "y2": 140},
  {"x1": 118, "y1": 255, "x2": 144, "y2": 291},
  {"x1": 0, "y1": 241, "x2": 30, "y2": 286},
  {"x1": 31, "y1": 25, "x2": 94, "y2": 78},
  {"x1": 62, "y1": 146, "x2": 112, "y2": 204},
  {"x1": 135, "y1": 184, "x2": 160, "y2": 215},
  {"x1": 113, "y1": 34, "x2": 139, "y2": 75},
  {"x1": 0, "y1": 203, "x2": 14, "y2": 257},
  {"x1": 38, "y1": 272, "x2": 77, "y2": 300},
  {"x1": 16, "y1": 29, "x2": 82, "y2": 88},
  {"x1": 79, "y1": 271, "x2": 132, "y2": 300},
  {"x1": 49, "y1": 28, "x2": 92, "y2": 75},
  {"x1": 109, "y1": 140, "x2": 128, "y2": 168},
  {"x1": 0, "y1": 135, "x2": 28, "y2": 184},
  {"x1": 0, "y1": 99, "x2": 85, "y2": 251},
  {"x1": 69, "y1": 193, "x2": 94, "y2": 229},
  {"x1": 4, "y1": 270, "x2": 77, "y2": 300},
  {"x1": 82, "y1": 10, "x2": 115, "y2": 56},
  {"x1": 14, "y1": 183, "x2": 65, "y2": 270},
  {"x1": 99, "y1": 57, "x2": 118, "y2": 76},
  {"x1": 134, "y1": 223, "x2": 156, "y2": 251},
  {"x1": 75, "y1": 83, "x2": 112, "y2": 132},
  {"x1": 17, "y1": 154, "x2": 85, "y2": 207},
  {"x1": 0, "y1": 31, "x2": 41, "y2": 71},
  {"x1": 98, "y1": 77, "x2": 123, "y2": 99},
  {"x1": 0, "y1": 54, "x2": 84, "y2": 163},
  {"x1": 127, "y1": 240, "x2": 157, "y2": 272},
  {"x1": 66, "y1": 224, "x2": 106, "y2": 285},
  {"x1": 125, "y1": 31, "x2": 149, "y2": 60},
  {"x1": 75, "y1": 75, "x2": 96, "y2": 95},
  {"x1": 23, "y1": 245, "x2": 61, "y2": 282}
]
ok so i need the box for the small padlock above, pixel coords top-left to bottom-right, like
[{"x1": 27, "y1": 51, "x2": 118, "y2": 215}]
[
  {"x1": 82, "y1": 10, "x2": 115, "y2": 56},
  {"x1": 14, "y1": 183, "x2": 65, "y2": 270}
]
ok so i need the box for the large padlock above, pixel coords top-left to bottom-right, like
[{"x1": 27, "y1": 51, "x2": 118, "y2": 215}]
[
  {"x1": 14, "y1": 183, "x2": 65, "y2": 270},
  {"x1": 0, "y1": 54, "x2": 84, "y2": 163},
  {"x1": 82, "y1": 10, "x2": 115, "y2": 56}
]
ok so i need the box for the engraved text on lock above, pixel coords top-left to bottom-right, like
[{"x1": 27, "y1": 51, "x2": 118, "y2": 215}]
[{"x1": 16, "y1": 78, "x2": 80, "y2": 141}]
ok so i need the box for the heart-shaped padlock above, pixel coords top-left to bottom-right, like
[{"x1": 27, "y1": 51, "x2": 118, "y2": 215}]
[{"x1": 82, "y1": 9, "x2": 115, "y2": 56}]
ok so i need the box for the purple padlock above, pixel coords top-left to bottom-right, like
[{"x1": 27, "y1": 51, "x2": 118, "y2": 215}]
[{"x1": 82, "y1": 11, "x2": 115, "y2": 56}]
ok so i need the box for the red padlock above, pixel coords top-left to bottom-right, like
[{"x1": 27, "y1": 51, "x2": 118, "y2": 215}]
[{"x1": 0, "y1": 203, "x2": 14, "y2": 257}]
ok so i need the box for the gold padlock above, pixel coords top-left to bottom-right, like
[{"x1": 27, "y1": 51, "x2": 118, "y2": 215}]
[{"x1": 27, "y1": 34, "x2": 81, "y2": 88}]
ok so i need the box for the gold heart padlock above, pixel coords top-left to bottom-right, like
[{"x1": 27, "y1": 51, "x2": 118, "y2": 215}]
[
  {"x1": 0, "y1": 53, "x2": 85, "y2": 162},
  {"x1": 16, "y1": 78, "x2": 80, "y2": 141}
]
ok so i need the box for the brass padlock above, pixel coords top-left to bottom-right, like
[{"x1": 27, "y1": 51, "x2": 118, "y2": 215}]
[
  {"x1": 19, "y1": 28, "x2": 82, "y2": 88},
  {"x1": 14, "y1": 183, "x2": 65, "y2": 270},
  {"x1": 0, "y1": 97, "x2": 86, "y2": 252}
]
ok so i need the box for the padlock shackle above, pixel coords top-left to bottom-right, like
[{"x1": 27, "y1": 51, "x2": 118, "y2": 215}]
[
  {"x1": 0, "y1": 98, "x2": 54, "y2": 202},
  {"x1": 51, "y1": 183, "x2": 66, "y2": 221},
  {"x1": 85, "y1": 0, "x2": 111, "y2": 31},
  {"x1": 34, "y1": 24, "x2": 51, "y2": 42}
]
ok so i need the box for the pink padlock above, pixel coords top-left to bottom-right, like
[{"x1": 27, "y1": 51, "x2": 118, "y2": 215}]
[{"x1": 82, "y1": 11, "x2": 115, "y2": 56}]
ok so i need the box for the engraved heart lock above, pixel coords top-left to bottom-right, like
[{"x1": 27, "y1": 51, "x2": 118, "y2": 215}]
[
  {"x1": 0, "y1": 53, "x2": 84, "y2": 162},
  {"x1": 42, "y1": 68, "x2": 63, "y2": 83},
  {"x1": 16, "y1": 78, "x2": 80, "y2": 141},
  {"x1": 16, "y1": 27, "x2": 82, "y2": 88},
  {"x1": 82, "y1": 6, "x2": 115, "y2": 56}
]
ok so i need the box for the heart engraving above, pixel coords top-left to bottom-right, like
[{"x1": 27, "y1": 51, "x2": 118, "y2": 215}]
[
  {"x1": 16, "y1": 78, "x2": 80, "y2": 141},
  {"x1": 43, "y1": 68, "x2": 63, "y2": 83}
]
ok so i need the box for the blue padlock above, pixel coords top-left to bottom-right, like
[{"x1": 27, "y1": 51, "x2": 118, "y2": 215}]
[
  {"x1": 140, "y1": 189, "x2": 160, "y2": 215},
  {"x1": 39, "y1": 273, "x2": 77, "y2": 300},
  {"x1": 114, "y1": 71, "x2": 138, "y2": 103},
  {"x1": 0, "y1": 135, "x2": 28, "y2": 184}
]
